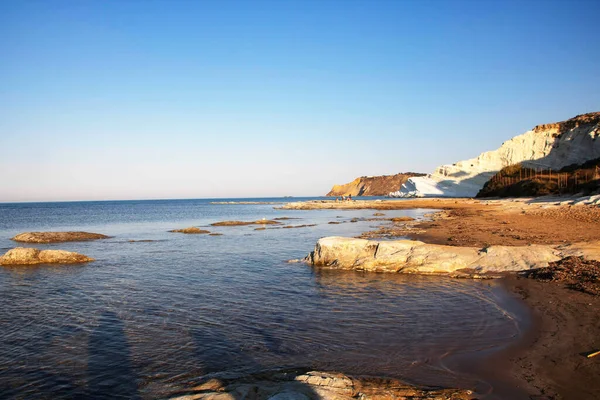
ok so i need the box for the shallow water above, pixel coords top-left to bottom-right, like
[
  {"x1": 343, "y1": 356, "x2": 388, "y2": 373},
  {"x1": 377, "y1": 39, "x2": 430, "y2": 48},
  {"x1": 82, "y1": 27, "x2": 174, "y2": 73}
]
[{"x1": 0, "y1": 198, "x2": 527, "y2": 398}]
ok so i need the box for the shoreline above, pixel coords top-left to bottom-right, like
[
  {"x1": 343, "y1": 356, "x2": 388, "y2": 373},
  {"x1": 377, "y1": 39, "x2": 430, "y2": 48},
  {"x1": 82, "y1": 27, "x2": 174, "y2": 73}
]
[
  {"x1": 281, "y1": 196, "x2": 600, "y2": 247},
  {"x1": 283, "y1": 196, "x2": 600, "y2": 399},
  {"x1": 497, "y1": 276, "x2": 600, "y2": 399},
  {"x1": 439, "y1": 280, "x2": 534, "y2": 400}
]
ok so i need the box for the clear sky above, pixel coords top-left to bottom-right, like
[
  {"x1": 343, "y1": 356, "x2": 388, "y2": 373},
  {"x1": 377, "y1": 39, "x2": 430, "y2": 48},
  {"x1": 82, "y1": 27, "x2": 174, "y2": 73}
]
[{"x1": 1, "y1": 0, "x2": 599, "y2": 202}]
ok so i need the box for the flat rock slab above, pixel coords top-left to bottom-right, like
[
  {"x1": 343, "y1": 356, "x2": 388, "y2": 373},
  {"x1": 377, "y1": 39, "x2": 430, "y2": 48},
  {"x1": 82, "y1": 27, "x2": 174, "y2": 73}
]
[
  {"x1": 211, "y1": 220, "x2": 281, "y2": 226},
  {"x1": 11, "y1": 231, "x2": 109, "y2": 243},
  {"x1": 0, "y1": 247, "x2": 94, "y2": 265},
  {"x1": 170, "y1": 370, "x2": 473, "y2": 400},
  {"x1": 169, "y1": 227, "x2": 211, "y2": 234},
  {"x1": 305, "y1": 237, "x2": 600, "y2": 275}
]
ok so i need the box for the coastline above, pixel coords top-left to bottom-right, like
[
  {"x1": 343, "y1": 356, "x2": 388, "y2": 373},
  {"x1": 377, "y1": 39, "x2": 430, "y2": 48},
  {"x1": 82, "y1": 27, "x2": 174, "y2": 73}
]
[
  {"x1": 281, "y1": 197, "x2": 600, "y2": 247},
  {"x1": 283, "y1": 196, "x2": 600, "y2": 399},
  {"x1": 3, "y1": 197, "x2": 598, "y2": 398}
]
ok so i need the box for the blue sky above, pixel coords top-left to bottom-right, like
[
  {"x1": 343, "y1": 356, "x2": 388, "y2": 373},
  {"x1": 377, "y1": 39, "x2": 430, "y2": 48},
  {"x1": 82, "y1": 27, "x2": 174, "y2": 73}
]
[{"x1": 1, "y1": 0, "x2": 599, "y2": 201}]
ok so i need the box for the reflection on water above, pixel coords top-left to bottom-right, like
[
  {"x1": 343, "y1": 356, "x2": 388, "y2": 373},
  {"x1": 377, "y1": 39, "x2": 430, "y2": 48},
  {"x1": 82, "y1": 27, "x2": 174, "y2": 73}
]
[{"x1": 0, "y1": 199, "x2": 526, "y2": 398}]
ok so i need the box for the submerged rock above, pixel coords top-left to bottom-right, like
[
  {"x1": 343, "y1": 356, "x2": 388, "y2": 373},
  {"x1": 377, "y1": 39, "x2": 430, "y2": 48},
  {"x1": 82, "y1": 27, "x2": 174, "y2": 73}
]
[
  {"x1": 390, "y1": 216, "x2": 415, "y2": 222},
  {"x1": 0, "y1": 247, "x2": 94, "y2": 265},
  {"x1": 282, "y1": 224, "x2": 317, "y2": 229},
  {"x1": 211, "y1": 220, "x2": 281, "y2": 226},
  {"x1": 11, "y1": 231, "x2": 109, "y2": 243},
  {"x1": 303, "y1": 236, "x2": 592, "y2": 275},
  {"x1": 169, "y1": 369, "x2": 473, "y2": 400},
  {"x1": 169, "y1": 227, "x2": 210, "y2": 234}
]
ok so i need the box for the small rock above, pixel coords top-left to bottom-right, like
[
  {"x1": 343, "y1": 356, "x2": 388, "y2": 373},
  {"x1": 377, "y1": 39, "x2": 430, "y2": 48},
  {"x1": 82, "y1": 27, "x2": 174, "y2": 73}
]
[
  {"x1": 169, "y1": 227, "x2": 210, "y2": 234},
  {"x1": 390, "y1": 216, "x2": 415, "y2": 223},
  {"x1": 211, "y1": 220, "x2": 281, "y2": 226}
]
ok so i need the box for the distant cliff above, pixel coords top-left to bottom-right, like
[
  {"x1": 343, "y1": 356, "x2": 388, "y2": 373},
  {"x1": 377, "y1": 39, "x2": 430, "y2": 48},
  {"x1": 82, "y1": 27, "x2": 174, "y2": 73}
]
[
  {"x1": 326, "y1": 173, "x2": 425, "y2": 197},
  {"x1": 390, "y1": 112, "x2": 600, "y2": 198}
]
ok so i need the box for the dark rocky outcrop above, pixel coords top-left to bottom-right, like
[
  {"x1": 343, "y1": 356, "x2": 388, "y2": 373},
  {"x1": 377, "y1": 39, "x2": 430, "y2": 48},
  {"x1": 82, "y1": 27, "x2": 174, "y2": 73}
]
[
  {"x1": 477, "y1": 159, "x2": 600, "y2": 198},
  {"x1": 523, "y1": 256, "x2": 600, "y2": 296}
]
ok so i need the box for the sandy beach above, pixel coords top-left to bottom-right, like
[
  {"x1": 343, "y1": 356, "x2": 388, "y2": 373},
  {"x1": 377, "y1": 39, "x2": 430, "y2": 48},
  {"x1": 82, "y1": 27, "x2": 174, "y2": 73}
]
[
  {"x1": 500, "y1": 276, "x2": 600, "y2": 399},
  {"x1": 283, "y1": 196, "x2": 600, "y2": 399},
  {"x1": 281, "y1": 197, "x2": 600, "y2": 247}
]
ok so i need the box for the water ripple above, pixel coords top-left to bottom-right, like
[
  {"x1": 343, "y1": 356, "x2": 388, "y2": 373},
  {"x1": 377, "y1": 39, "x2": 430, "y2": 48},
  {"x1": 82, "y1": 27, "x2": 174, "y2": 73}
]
[{"x1": 0, "y1": 199, "x2": 526, "y2": 398}]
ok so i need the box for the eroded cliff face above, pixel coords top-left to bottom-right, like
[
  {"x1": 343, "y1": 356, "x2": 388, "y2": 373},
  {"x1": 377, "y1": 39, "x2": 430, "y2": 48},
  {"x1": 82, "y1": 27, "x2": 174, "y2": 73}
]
[
  {"x1": 326, "y1": 173, "x2": 424, "y2": 197},
  {"x1": 390, "y1": 112, "x2": 600, "y2": 198}
]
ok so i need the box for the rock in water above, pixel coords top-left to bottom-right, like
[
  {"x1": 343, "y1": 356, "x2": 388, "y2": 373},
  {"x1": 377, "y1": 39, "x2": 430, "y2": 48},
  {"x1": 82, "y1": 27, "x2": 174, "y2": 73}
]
[
  {"x1": 210, "y1": 220, "x2": 281, "y2": 226},
  {"x1": 304, "y1": 236, "x2": 579, "y2": 274},
  {"x1": 12, "y1": 231, "x2": 110, "y2": 243},
  {"x1": 0, "y1": 247, "x2": 94, "y2": 265},
  {"x1": 168, "y1": 227, "x2": 210, "y2": 234},
  {"x1": 169, "y1": 369, "x2": 473, "y2": 400},
  {"x1": 390, "y1": 112, "x2": 600, "y2": 198}
]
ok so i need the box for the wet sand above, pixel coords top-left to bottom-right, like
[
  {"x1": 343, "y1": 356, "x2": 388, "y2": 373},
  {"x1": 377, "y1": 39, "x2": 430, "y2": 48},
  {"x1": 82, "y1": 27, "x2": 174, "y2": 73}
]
[{"x1": 499, "y1": 277, "x2": 600, "y2": 399}]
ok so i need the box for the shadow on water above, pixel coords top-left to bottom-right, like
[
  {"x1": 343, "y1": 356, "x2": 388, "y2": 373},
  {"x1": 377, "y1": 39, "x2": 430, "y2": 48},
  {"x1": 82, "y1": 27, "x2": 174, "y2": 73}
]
[
  {"x1": 87, "y1": 311, "x2": 140, "y2": 399},
  {"x1": 190, "y1": 325, "x2": 259, "y2": 375},
  {"x1": 188, "y1": 326, "x2": 319, "y2": 400}
]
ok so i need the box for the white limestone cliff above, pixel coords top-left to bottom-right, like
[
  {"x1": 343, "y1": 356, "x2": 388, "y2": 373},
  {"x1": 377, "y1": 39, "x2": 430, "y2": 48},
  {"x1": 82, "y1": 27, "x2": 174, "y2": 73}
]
[{"x1": 389, "y1": 112, "x2": 600, "y2": 197}]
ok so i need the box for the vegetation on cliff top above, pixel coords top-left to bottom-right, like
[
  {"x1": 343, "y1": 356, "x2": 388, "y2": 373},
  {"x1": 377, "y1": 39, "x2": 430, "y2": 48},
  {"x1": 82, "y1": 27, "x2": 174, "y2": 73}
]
[
  {"x1": 477, "y1": 159, "x2": 600, "y2": 198},
  {"x1": 533, "y1": 111, "x2": 600, "y2": 134}
]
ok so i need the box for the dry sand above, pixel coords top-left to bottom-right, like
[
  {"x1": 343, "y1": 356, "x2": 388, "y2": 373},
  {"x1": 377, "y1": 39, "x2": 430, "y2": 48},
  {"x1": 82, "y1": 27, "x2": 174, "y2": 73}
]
[{"x1": 284, "y1": 198, "x2": 600, "y2": 246}]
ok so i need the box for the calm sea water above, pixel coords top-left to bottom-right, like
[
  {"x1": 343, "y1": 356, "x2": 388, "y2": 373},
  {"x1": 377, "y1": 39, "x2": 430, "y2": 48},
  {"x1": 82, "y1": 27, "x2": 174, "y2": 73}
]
[{"x1": 0, "y1": 198, "x2": 527, "y2": 399}]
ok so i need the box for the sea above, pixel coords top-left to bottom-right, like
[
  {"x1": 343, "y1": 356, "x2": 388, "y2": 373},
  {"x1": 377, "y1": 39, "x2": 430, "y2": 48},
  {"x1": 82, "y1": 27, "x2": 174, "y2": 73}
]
[{"x1": 0, "y1": 197, "x2": 529, "y2": 399}]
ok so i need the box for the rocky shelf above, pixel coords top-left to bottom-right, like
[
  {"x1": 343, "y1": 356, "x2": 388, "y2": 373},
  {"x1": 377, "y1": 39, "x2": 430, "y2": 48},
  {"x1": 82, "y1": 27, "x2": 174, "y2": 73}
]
[
  {"x1": 304, "y1": 236, "x2": 600, "y2": 276},
  {"x1": 169, "y1": 369, "x2": 473, "y2": 400}
]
